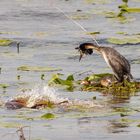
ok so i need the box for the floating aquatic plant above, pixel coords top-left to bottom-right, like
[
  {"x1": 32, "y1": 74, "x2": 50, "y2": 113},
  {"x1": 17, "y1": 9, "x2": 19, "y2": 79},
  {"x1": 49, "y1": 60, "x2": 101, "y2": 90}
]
[
  {"x1": 17, "y1": 65, "x2": 62, "y2": 72},
  {"x1": 48, "y1": 73, "x2": 140, "y2": 94},
  {"x1": 0, "y1": 39, "x2": 13, "y2": 46},
  {"x1": 0, "y1": 84, "x2": 9, "y2": 89},
  {"x1": 41, "y1": 113, "x2": 55, "y2": 119},
  {"x1": 104, "y1": 0, "x2": 140, "y2": 23},
  {"x1": 87, "y1": 32, "x2": 100, "y2": 35},
  {"x1": 41, "y1": 74, "x2": 45, "y2": 80},
  {"x1": 48, "y1": 74, "x2": 75, "y2": 91},
  {"x1": 71, "y1": 14, "x2": 90, "y2": 20},
  {"x1": 85, "y1": 0, "x2": 111, "y2": 4},
  {"x1": 107, "y1": 35, "x2": 140, "y2": 45},
  {"x1": 0, "y1": 122, "x2": 20, "y2": 128}
]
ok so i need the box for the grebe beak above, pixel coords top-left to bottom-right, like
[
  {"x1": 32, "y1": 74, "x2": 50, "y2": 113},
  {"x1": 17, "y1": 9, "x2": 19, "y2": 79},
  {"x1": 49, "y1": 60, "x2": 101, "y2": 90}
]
[
  {"x1": 79, "y1": 50, "x2": 84, "y2": 61},
  {"x1": 75, "y1": 47, "x2": 84, "y2": 61}
]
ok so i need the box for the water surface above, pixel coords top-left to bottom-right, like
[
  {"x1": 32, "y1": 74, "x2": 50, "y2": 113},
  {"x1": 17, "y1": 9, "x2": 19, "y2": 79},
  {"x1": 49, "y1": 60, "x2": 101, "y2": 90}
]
[{"x1": 0, "y1": 0, "x2": 140, "y2": 140}]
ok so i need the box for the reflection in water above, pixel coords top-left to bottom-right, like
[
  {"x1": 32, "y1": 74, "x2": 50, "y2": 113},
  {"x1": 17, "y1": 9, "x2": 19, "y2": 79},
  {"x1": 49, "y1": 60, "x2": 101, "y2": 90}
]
[
  {"x1": 102, "y1": 91, "x2": 131, "y2": 133},
  {"x1": 76, "y1": 90, "x2": 140, "y2": 135},
  {"x1": 107, "y1": 120, "x2": 129, "y2": 133}
]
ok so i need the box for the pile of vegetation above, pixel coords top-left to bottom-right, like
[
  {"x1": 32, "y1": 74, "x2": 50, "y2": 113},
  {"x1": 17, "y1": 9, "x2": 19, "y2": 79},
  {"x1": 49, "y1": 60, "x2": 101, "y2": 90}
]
[{"x1": 48, "y1": 73, "x2": 140, "y2": 94}]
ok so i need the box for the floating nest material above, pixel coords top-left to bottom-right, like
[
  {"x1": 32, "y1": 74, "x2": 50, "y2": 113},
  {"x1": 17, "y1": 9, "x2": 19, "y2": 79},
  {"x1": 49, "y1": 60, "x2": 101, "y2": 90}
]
[
  {"x1": 80, "y1": 73, "x2": 140, "y2": 94},
  {"x1": 48, "y1": 73, "x2": 140, "y2": 94}
]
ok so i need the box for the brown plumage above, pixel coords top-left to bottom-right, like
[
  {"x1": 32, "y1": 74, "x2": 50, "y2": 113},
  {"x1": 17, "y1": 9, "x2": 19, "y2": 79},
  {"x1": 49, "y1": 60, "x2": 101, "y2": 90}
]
[{"x1": 75, "y1": 43, "x2": 133, "y2": 82}]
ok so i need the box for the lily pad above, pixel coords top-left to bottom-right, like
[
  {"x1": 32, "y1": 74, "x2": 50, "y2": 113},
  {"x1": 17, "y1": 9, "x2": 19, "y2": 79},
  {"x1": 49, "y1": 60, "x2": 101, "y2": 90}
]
[
  {"x1": 0, "y1": 39, "x2": 13, "y2": 46},
  {"x1": 17, "y1": 65, "x2": 62, "y2": 72},
  {"x1": 41, "y1": 113, "x2": 55, "y2": 119},
  {"x1": 107, "y1": 36, "x2": 140, "y2": 45}
]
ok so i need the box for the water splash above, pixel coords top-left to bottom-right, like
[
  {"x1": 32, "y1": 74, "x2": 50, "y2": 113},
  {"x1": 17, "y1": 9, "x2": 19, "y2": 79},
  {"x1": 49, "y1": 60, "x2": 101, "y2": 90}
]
[
  {"x1": 14, "y1": 84, "x2": 68, "y2": 108},
  {"x1": 11, "y1": 84, "x2": 103, "y2": 109}
]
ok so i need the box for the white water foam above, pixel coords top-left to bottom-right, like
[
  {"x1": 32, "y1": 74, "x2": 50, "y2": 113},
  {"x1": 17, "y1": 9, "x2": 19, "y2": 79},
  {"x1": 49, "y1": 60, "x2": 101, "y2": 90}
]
[
  {"x1": 14, "y1": 84, "x2": 68, "y2": 107},
  {"x1": 13, "y1": 84, "x2": 103, "y2": 108}
]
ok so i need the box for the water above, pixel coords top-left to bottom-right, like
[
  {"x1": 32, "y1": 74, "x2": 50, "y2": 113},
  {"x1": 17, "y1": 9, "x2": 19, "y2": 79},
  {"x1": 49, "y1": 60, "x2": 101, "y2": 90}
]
[{"x1": 0, "y1": 0, "x2": 140, "y2": 139}]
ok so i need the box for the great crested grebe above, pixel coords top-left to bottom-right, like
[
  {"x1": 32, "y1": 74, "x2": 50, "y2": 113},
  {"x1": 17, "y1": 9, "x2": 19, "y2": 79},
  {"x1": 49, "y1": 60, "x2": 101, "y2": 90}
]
[{"x1": 76, "y1": 43, "x2": 133, "y2": 82}]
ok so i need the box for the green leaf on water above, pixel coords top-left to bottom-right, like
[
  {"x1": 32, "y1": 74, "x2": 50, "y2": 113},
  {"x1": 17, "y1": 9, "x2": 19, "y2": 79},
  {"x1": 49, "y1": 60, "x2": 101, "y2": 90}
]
[
  {"x1": 41, "y1": 113, "x2": 55, "y2": 119},
  {"x1": 137, "y1": 124, "x2": 140, "y2": 127},
  {"x1": 87, "y1": 73, "x2": 112, "y2": 81},
  {"x1": 93, "y1": 96, "x2": 96, "y2": 100},
  {"x1": 116, "y1": 32, "x2": 127, "y2": 35},
  {"x1": 122, "y1": 0, "x2": 128, "y2": 3},
  {"x1": 87, "y1": 32, "x2": 100, "y2": 35},
  {"x1": 48, "y1": 72, "x2": 140, "y2": 93},
  {"x1": 107, "y1": 36, "x2": 140, "y2": 45},
  {"x1": 0, "y1": 122, "x2": 20, "y2": 128},
  {"x1": 41, "y1": 74, "x2": 45, "y2": 80},
  {"x1": 17, "y1": 65, "x2": 62, "y2": 72},
  {"x1": 125, "y1": 7, "x2": 140, "y2": 13},
  {"x1": 107, "y1": 38, "x2": 127, "y2": 45},
  {"x1": 120, "y1": 113, "x2": 128, "y2": 117},
  {"x1": 0, "y1": 39, "x2": 13, "y2": 46},
  {"x1": 0, "y1": 84, "x2": 9, "y2": 88},
  {"x1": 48, "y1": 74, "x2": 75, "y2": 91},
  {"x1": 66, "y1": 74, "x2": 74, "y2": 81},
  {"x1": 71, "y1": 14, "x2": 90, "y2": 20}
]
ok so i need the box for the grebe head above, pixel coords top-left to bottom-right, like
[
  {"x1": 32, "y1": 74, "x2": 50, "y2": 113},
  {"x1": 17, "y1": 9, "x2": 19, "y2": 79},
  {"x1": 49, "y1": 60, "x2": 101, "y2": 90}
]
[{"x1": 75, "y1": 43, "x2": 94, "y2": 61}]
